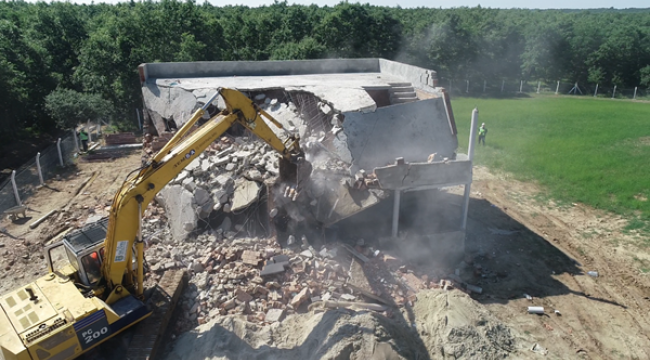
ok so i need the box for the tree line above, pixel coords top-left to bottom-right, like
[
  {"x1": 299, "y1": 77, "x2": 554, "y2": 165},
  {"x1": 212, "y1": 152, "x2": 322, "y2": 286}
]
[{"x1": 1, "y1": 0, "x2": 649, "y2": 142}]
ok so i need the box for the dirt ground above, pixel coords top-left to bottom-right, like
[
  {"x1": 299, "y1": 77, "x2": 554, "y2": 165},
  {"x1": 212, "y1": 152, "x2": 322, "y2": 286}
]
[{"x1": 2, "y1": 157, "x2": 650, "y2": 359}]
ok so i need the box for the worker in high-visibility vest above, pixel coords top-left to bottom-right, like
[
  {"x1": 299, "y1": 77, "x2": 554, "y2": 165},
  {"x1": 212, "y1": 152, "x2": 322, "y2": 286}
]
[
  {"x1": 79, "y1": 128, "x2": 89, "y2": 152},
  {"x1": 478, "y1": 123, "x2": 488, "y2": 146}
]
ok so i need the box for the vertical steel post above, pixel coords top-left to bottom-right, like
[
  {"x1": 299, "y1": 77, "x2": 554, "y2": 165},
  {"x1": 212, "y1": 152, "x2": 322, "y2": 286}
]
[
  {"x1": 501, "y1": 80, "x2": 505, "y2": 93},
  {"x1": 36, "y1": 152, "x2": 44, "y2": 186},
  {"x1": 391, "y1": 189, "x2": 401, "y2": 238},
  {"x1": 11, "y1": 170, "x2": 21, "y2": 206},
  {"x1": 633, "y1": 87, "x2": 637, "y2": 100},
  {"x1": 612, "y1": 85, "x2": 617, "y2": 99},
  {"x1": 519, "y1": 80, "x2": 523, "y2": 93},
  {"x1": 461, "y1": 108, "x2": 479, "y2": 230},
  {"x1": 555, "y1": 81, "x2": 560, "y2": 95},
  {"x1": 466, "y1": 80, "x2": 469, "y2": 93},
  {"x1": 136, "y1": 108, "x2": 142, "y2": 130},
  {"x1": 594, "y1": 84, "x2": 598, "y2": 97},
  {"x1": 537, "y1": 81, "x2": 541, "y2": 94},
  {"x1": 57, "y1": 138, "x2": 64, "y2": 166},
  {"x1": 483, "y1": 80, "x2": 486, "y2": 93}
]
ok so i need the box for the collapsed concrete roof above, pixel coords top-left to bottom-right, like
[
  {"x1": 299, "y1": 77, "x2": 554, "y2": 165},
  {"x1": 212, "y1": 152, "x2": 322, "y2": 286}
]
[{"x1": 139, "y1": 58, "x2": 459, "y2": 174}]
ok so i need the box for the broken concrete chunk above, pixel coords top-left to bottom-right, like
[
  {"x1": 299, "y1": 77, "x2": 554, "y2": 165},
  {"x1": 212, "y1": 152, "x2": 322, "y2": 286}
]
[
  {"x1": 300, "y1": 250, "x2": 314, "y2": 259},
  {"x1": 290, "y1": 287, "x2": 311, "y2": 308},
  {"x1": 260, "y1": 262, "x2": 286, "y2": 276},
  {"x1": 241, "y1": 250, "x2": 261, "y2": 266},
  {"x1": 231, "y1": 179, "x2": 260, "y2": 212},
  {"x1": 265, "y1": 308, "x2": 285, "y2": 323}
]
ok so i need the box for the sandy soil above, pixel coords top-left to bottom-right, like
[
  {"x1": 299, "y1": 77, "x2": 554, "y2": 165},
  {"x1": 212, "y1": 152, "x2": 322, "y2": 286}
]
[
  {"x1": 0, "y1": 152, "x2": 142, "y2": 295},
  {"x1": 2, "y1": 159, "x2": 649, "y2": 360}
]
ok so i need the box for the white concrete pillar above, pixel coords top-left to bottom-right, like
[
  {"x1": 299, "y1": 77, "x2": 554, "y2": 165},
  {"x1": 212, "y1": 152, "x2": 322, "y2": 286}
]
[
  {"x1": 57, "y1": 138, "x2": 64, "y2": 166},
  {"x1": 483, "y1": 80, "x2": 486, "y2": 93},
  {"x1": 36, "y1": 152, "x2": 44, "y2": 186},
  {"x1": 11, "y1": 170, "x2": 21, "y2": 206},
  {"x1": 594, "y1": 84, "x2": 598, "y2": 97},
  {"x1": 519, "y1": 80, "x2": 523, "y2": 93},
  {"x1": 501, "y1": 80, "x2": 505, "y2": 93},
  {"x1": 555, "y1": 81, "x2": 560, "y2": 95},
  {"x1": 612, "y1": 85, "x2": 617, "y2": 99},
  {"x1": 461, "y1": 108, "x2": 479, "y2": 230},
  {"x1": 633, "y1": 87, "x2": 637, "y2": 100},
  {"x1": 391, "y1": 189, "x2": 401, "y2": 238},
  {"x1": 72, "y1": 129, "x2": 80, "y2": 153},
  {"x1": 536, "y1": 81, "x2": 541, "y2": 94}
]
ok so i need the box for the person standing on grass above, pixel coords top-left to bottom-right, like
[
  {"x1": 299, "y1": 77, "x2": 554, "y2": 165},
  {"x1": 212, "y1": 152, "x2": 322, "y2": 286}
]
[
  {"x1": 478, "y1": 122, "x2": 488, "y2": 145},
  {"x1": 79, "y1": 128, "x2": 89, "y2": 152}
]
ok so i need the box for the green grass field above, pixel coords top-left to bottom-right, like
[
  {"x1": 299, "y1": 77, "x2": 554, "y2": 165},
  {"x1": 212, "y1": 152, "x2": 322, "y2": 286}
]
[{"x1": 450, "y1": 95, "x2": 650, "y2": 225}]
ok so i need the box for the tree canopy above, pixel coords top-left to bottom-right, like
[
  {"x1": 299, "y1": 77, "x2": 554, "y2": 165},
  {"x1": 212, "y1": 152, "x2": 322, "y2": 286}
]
[{"x1": 1, "y1": 0, "x2": 649, "y2": 142}]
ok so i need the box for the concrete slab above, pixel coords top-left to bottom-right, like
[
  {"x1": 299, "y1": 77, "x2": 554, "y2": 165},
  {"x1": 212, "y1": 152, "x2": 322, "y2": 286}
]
[
  {"x1": 339, "y1": 99, "x2": 458, "y2": 174},
  {"x1": 155, "y1": 185, "x2": 197, "y2": 241},
  {"x1": 374, "y1": 160, "x2": 472, "y2": 190},
  {"x1": 231, "y1": 179, "x2": 260, "y2": 212}
]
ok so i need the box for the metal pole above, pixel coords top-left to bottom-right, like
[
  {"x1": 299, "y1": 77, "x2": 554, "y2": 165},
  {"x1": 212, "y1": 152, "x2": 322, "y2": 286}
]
[
  {"x1": 519, "y1": 80, "x2": 523, "y2": 93},
  {"x1": 536, "y1": 81, "x2": 541, "y2": 94},
  {"x1": 612, "y1": 85, "x2": 617, "y2": 99},
  {"x1": 461, "y1": 108, "x2": 479, "y2": 230},
  {"x1": 501, "y1": 80, "x2": 505, "y2": 93},
  {"x1": 555, "y1": 81, "x2": 560, "y2": 95},
  {"x1": 57, "y1": 138, "x2": 64, "y2": 166},
  {"x1": 633, "y1": 87, "x2": 637, "y2": 100},
  {"x1": 11, "y1": 170, "x2": 21, "y2": 206},
  {"x1": 466, "y1": 80, "x2": 469, "y2": 93},
  {"x1": 391, "y1": 190, "x2": 401, "y2": 238},
  {"x1": 449, "y1": 80, "x2": 452, "y2": 93},
  {"x1": 36, "y1": 152, "x2": 44, "y2": 186},
  {"x1": 483, "y1": 80, "x2": 486, "y2": 93},
  {"x1": 594, "y1": 84, "x2": 598, "y2": 97},
  {"x1": 72, "y1": 129, "x2": 80, "y2": 153}
]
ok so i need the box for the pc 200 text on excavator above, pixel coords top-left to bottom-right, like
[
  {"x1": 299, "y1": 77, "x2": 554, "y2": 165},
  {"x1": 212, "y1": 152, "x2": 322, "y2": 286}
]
[{"x1": 0, "y1": 88, "x2": 306, "y2": 360}]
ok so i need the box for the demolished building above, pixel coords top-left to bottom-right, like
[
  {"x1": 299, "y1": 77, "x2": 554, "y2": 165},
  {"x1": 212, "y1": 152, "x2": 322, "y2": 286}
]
[{"x1": 138, "y1": 58, "x2": 475, "y2": 263}]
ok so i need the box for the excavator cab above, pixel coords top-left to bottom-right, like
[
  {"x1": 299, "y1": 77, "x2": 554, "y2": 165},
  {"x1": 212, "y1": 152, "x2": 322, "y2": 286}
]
[{"x1": 45, "y1": 218, "x2": 109, "y2": 287}]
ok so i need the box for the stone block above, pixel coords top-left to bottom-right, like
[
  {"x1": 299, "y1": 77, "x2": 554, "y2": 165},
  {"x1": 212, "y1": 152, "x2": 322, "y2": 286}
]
[
  {"x1": 231, "y1": 179, "x2": 260, "y2": 212},
  {"x1": 265, "y1": 308, "x2": 285, "y2": 323}
]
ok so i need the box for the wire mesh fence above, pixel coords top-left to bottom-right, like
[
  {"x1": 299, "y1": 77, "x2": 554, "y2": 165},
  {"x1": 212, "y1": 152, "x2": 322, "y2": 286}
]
[
  {"x1": 444, "y1": 78, "x2": 649, "y2": 101},
  {"x1": 0, "y1": 133, "x2": 80, "y2": 216}
]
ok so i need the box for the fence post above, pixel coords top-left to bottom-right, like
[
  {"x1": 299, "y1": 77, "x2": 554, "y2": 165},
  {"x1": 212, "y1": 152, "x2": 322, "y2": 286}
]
[
  {"x1": 501, "y1": 80, "x2": 505, "y2": 93},
  {"x1": 536, "y1": 81, "x2": 540, "y2": 94},
  {"x1": 612, "y1": 85, "x2": 617, "y2": 99},
  {"x1": 87, "y1": 119, "x2": 92, "y2": 143},
  {"x1": 633, "y1": 87, "x2": 637, "y2": 100},
  {"x1": 72, "y1": 129, "x2": 80, "y2": 153},
  {"x1": 136, "y1": 108, "x2": 142, "y2": 130},
  {"x1": 57, "y1": 138, "x2": 64, "y2": 166},
  {"x1": 519, "y1": 80, "x2": 523, "y2": 93},
  {"x1": 555, "y1": 81, "x2": 560, "y2": 95},
  {"x1": 11, "y1": 170, "x2": 21, "y2": 206},
  {"x1": 466, "y1": 80, "x2": 469, "y2": 93},
  {"x1": 36, "y1": 152, "x2": 44, "y2": 186},
  {"x1": 594, "y1": 84, "x2": 598, "y2": 97},
  {"x1": 449, "y1": 80, "x2": 452, "y2": 93},
  {"x1": 483, "y1": 80, "x2": 486, "y2": 93}
]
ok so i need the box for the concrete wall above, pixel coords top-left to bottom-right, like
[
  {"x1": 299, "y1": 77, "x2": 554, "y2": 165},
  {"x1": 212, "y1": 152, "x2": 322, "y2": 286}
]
[
  {"x1": 339, "y1": 98, "x2": 458, "y2": 173},
  {"x1": 379, "y1": 59, "x2": 438, "y2": 90},
  {"x1": 374, "y1": 161, "x2": 472, "y2": 190},
  {"x1": 140, "y1": 59, "x2": 381, "y2": 80}
]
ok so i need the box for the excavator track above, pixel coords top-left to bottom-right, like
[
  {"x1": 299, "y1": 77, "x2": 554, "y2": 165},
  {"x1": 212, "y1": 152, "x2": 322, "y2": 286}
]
[{"x1": 126, "y1": 269, "x2": 188, "y2": 360}]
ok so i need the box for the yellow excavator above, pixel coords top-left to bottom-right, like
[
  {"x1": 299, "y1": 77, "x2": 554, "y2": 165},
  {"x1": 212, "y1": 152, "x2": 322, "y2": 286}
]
[{"x1": 0, "y1": 88, "x2": 304, "y2": 360}]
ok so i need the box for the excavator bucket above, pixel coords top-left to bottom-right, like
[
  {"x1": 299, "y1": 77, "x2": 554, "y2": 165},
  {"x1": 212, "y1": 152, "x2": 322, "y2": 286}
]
[{"x1": 278, "y1": 157, "x2": 298, "y2": 184}]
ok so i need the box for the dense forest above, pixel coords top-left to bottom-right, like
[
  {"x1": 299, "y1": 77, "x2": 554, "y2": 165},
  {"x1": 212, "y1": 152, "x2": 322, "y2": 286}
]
[{"x1": 1, "y1": 0, "x2": 649, "y2": 141}]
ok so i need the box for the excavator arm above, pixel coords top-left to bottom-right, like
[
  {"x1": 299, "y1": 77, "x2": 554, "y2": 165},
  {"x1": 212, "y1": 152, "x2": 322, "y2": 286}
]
[{"x1": 101, "y1": 88, "x2": 303, "y2": 301}]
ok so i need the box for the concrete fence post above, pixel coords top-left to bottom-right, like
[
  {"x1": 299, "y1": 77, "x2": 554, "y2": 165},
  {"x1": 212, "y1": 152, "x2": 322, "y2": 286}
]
[
  {"x1": 391, "y1": 189, "x2": 401, "y2": 238},
  {"x1": 555, "y1": 81, "x2": 560, "y2": 95},
  {"x1": 519, "y1": 80, "x2": 523, "y2": 93},
  {"x1": 633, "y1": 87, "x2": 637, "y2": 100},
  {"x1": 136, "y1": 108, "x2": 142, "y2": 130},
  {"x1": 87, "y1": 119, "x2": 92, "y2": 143},
  {"x1": 36, "y1": 152, "x2": 44, "y2": 186},
  {"x1": 594, "y1": 84, "x2": 599, "y2": 97},
  {"x1": 466, "y1": 80, "x2": 469, "y2": 93},
  {"x1": 11, "y1": 170, "x2": 21, "y2": 206},
  {"x1": 483, "y1": 80, "x2": 486, "y2": 93},
  {"x1": 612, "y1": 85, "x2": 617, "y2": 99},
  {"x1": 501, "y1": 80, "x2": 505, "y2": 93},
  {"x1": 72, "y1": 129, "x2": 80, "y2": 153},
  {"x1": 536, "y1": 81, "x2": 541, "y2": 94},
  {"x1": 57, "y1": 138, "x2": 64, "y2": 166}
]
